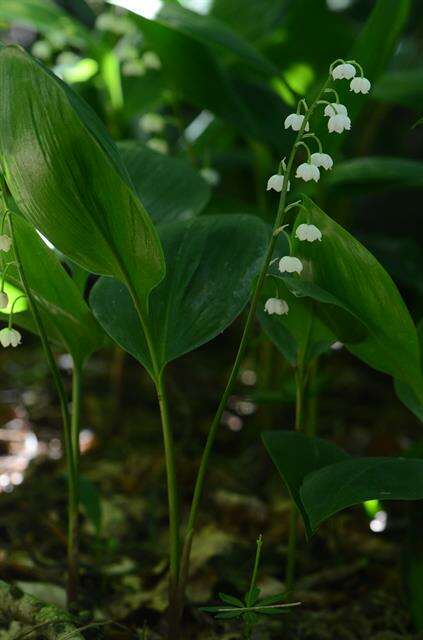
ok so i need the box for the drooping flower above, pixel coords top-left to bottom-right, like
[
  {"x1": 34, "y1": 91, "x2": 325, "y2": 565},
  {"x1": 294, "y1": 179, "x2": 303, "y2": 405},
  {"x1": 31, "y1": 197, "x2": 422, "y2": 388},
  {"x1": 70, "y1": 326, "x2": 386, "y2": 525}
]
[
  {"x1": 310, "y1": 152, "x2": 333, "y2": 170},
  {"x1": 278, "y1": 256, "x2": 303, "y2": 274},
  {"x1": 140, "y1": 113, "x2": 165, "y2": 134},
  {"x1": 264, "y1": 298, "x2": 289, "y2": 315},
  {"x1": 147, "y1": 138, "x2": 169, "y2": 154},
  {"x1": 328, "y1": 113, "x2": 351, "y2": 133},
  {"x1": 267, "y1": 174, "x2": 290, "y2": 192},
  {"x1": 350, "y1": 77, "x2": 371, "y2": 94},
  {"x1": 0, "y1": 327, "x2": 22, "y2": 348},
  {"x1": 142, "y1": 51, "x2": 161, "y2": 70},
  {"x1": 324, "y1": 102, "x2": 348, "y2": 117},
  {"x1": 295, "y1": 223, "x2": 322, "y2": 242},
  {"x1": 296, "y1": 162, "x2": 320, "y2": 182},
  {"x1": 331, "y1": 63, "x2": 356, "y2": 80},
  {"x1": 0, "y1": 292, "x2": 9, "y2": 309},
  {"x1": 0, "y1": 235, "x2": 12, "y2": 252},
  {"x1": 284, "y1": 113, "x2": 310, "y2": 132},
  {"x1": 200, "y1": 167, "x2": 220, "y2": 186}
]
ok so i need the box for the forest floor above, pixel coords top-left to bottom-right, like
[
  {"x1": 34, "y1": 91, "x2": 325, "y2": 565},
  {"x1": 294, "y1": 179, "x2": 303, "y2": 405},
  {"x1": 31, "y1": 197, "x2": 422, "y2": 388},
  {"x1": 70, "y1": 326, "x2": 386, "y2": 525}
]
[{"x1": 0, "y1": 320, "x2": 422, "y2": 639}]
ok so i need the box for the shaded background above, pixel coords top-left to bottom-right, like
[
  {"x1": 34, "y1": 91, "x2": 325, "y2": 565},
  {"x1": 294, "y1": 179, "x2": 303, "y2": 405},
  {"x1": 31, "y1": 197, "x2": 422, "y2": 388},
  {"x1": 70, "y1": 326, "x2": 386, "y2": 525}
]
[{"x1": 0, "y1": 0, "x2": 422, "y2": 638}]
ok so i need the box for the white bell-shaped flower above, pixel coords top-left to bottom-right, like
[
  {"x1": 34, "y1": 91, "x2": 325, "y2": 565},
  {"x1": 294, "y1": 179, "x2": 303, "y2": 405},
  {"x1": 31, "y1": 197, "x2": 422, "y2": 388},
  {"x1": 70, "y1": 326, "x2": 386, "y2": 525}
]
[
  {"x1": 295, "y1": 223, "x2": 322, "y2": 242},
  {"x1": 0, "y1": 292, "x2": 9, "y2": 309},
  {"x1": 140, "y1": 113, "x2": 165, "y2": 133},
  {"x1": 200, "y1": 167, "x2": 220, "y2": 186},
  {"x1": 264, "y1": 298, "x2": 289, "y2": 316},
  {"x1": 331, "y1": 63, "x2": 356, "y2": 80},
  {"x1": 0, "y1": 327, "x2": 22, "y2": 348},
  {"x1": 310, "y1": 152, "x2": 333, "y2": 170},
  {"x1": 284, "y1": 113, "x2": 310, "y2": 132},
  {"x1": 278, "y1": 256, "x2": 303, "y2": 274},
  {"x1": 324, "y1": 102, "x2": 348, "y2": 117},
  {"x1": 142, "y1": 51, "x2": 161, "y2": 70},
  {"x1": 350, "y1": 77, "x2": 371, "y2": 94},
  {"x1": 267, "y1": 174, "x2": 290, "y2": 192},
  {"x1": 328, "y1": 113, "x2": 351, "y2": 133},
  {"x1": 0, "y1": 235, "x2": 12, "y2": 252},
  {"x1": 296, "y1": 162, "x2": 320, "y2": 182},
  {"x1": 146, "y1": 138, "x2": 168, "y2": 154}
]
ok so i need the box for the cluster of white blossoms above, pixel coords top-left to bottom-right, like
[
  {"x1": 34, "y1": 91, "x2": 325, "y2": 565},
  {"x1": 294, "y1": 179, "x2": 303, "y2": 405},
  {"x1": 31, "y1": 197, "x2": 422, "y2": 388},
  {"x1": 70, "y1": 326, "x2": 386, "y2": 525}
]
[
  {"x1": 0, "y1": 226, "x2": 23, "y2": 348},
  {"x1": 264, "y1": 58, "x2": 370, "y2": 317},
  {"x1": 0, "y1": 327, "x2": 21, "y2": 348}
]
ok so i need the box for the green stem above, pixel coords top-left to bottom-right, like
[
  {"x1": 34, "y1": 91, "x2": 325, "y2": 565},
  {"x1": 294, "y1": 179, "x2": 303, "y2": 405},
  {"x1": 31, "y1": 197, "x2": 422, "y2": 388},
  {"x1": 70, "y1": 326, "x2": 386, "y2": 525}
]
[
  {"x1": 156, "y1": 369, "x2": 180, "y2": 593},
  {"x1": 285, "y1": 505, "x2": 298, "y2": 598},
  {"x1": 285, "y1": 367, "x2": 305, "y2": 597},
  {"x1": 247, "y1": 535, "x2": 263, "y2": 604},
  {"x1": 177, "y1": 73, "x2": 333, "y2": 607},
  {"x1": 6, "y1": 210, "x2": 79, "y2": 605},
  {"x1": 68, "y1": 365, "x2": 82, "y2": 603},
  {"x1": 126, "y1": 286, "x2": 181, "y2": 633}
]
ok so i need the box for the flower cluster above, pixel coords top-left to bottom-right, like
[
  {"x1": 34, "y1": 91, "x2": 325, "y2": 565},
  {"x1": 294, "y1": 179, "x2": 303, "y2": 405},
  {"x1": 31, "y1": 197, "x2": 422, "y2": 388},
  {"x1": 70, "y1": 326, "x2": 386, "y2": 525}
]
[
  {"x1": 0, "y1": 221, "x2": 23, "y2": 348},
  {"x1": 264, "y1": 58, "x2": 370, "y2": 317}
]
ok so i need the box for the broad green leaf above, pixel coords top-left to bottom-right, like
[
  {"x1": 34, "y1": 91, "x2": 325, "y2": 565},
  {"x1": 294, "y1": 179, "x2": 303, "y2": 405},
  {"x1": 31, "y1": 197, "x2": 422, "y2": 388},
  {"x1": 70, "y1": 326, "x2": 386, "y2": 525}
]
[
  {"x1": 395, "y1": 321, "x2": 423, "y2": 422},
  {"x1": 118, "y1": 142, "x2": 211, "y2": 224},
  {"x1": 0, "y1": 45, "x2": 165, "y2": 315},
  {"x1": 90, "y1": 215, "x2": 268, "y2": 379},
  {"x1": 374, "y1": 68, "x2": 423, "y2": 110},
  {"x1": 291, "y1": 196, "x2": 423, "y2": 399},
  {"x1": 327, "y1": 157, "x2": 423, "y2": 191},
  {"x1": 301, "y1": 456, "x2": 423, "y2": 532},
  {"x1": 1, "y1": 215, "x2": 104, "y2": 367},
  {"x1": 262, "y1": 431, "x2": 348, "y2": 537}
]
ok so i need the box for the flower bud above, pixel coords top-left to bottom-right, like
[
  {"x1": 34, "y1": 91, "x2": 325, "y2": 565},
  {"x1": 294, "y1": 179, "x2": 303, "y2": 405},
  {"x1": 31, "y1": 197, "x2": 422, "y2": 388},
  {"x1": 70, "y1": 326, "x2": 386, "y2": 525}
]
[
  {"x1": 278, "y1": 256, "x2": 303, "y2": 274},
  {"x1": 331, "y1": 63, "x2": 356, "y2": 80},
  {"x1": 295, "y1": 223, "x2": 322, "y2": 242},
  {"x1": 296, "y1": 162, "x2": 320, "y2": 182},
  {"x1": 0, "y1": 327, "x2": 22, "y2": 348},
  {"x1": 350, "y1": 77, "x2": 371, "y2": 94},
  {"x1": 0, "y1": 235, "x2": 12, "y2": 252},
  {"x1": 267, "y1": 174, "x2": 290, "y2": 192},
  {"x1": 264, "y1": 298, "x2": 289, "y2": 315}
]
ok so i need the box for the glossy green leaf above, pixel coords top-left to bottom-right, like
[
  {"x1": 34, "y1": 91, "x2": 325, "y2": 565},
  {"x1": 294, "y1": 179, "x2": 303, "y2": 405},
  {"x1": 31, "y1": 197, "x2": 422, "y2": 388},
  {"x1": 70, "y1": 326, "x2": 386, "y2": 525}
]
[
  {"x1": 291, "y1": 196, "x2": 423, "y2": 399},
  {"x1": 0, "y1": 45, "x2": 165, "y2": 314},
  {"x1": 90, "y1": 215, "x2": 268, "y2": 379},
  {"x1": 395, "y1": 321, "x2": 423, "y2": 422},
  {"x1": 1, "y1": 215, "x2": 104, "y2": 367},
  {"x1": 327, "y1": 157, "x2": 423, "y2": 191},
  {"x1": 118, "y1": 142, "x2": 211, "y2": 225},
  {"x1": 301, "y1": 456, "x2": 423, "y2": 532},
  {"x1": 262, "y1": 431, "x2": 349, "y2": 536}
]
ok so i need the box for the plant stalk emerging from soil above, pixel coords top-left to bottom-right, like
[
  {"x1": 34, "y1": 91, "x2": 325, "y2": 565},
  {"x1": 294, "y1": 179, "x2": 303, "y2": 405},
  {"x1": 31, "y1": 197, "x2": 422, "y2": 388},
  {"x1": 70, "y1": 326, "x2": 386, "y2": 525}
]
[{"x1": 170, "y1": 74, "x2": 333, "y2": 634}]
